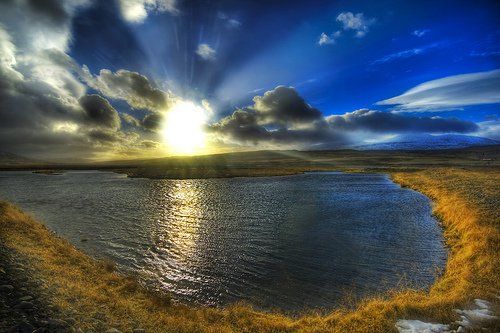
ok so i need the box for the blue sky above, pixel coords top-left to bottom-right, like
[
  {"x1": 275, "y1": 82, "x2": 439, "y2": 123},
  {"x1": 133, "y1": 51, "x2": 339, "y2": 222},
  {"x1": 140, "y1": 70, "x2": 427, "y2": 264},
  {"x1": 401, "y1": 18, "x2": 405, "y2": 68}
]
[
  {"x1": 70, "y1": 0, "x2": 500, "y2": 121},
  {"x1": 0, "y1": 0, "x2": 498, "y2": 160}
]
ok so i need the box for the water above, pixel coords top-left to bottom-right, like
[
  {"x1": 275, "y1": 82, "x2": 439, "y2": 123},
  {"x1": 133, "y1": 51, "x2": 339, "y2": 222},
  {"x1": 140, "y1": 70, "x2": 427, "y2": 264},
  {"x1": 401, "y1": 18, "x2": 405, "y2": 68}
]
[{"x1": 0, "y1": 171, "x2": 446, "y2": 312}]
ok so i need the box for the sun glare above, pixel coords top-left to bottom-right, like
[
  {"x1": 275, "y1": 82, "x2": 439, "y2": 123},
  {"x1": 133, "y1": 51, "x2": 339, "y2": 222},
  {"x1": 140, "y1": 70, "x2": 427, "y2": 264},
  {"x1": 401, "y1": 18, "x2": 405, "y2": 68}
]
[{"x1": 162, "y1": 101, "x2": 208, "y2": 155}]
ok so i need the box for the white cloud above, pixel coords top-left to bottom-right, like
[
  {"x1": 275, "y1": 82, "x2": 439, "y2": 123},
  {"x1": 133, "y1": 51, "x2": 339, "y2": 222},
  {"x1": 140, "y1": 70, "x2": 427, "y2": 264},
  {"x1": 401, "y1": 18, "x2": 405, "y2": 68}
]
[
  {"x1": 413, "y1": 29, "x2": 430, "y2": 37},
  {"x1": 476, "y1": 118, "x2": 500, "y2": 140},
  {"x1": 377, "y1": 69, "x2": 500, "y2": 111},
  {"x1": 336, "y1": 12, "x2": 375, "y2": 38},
  {"x1": 318, "y1": 33, "x2": 334, "y2": 45},
  {"x1": 117, "y1": 0, "x2": 178, "y2": 23},
  {"x1": 319, "y1": 12, "x2": 374, "y2": 46},
  {"x1": 196, "y1": 43, "x2": 216, "y2": 61}
]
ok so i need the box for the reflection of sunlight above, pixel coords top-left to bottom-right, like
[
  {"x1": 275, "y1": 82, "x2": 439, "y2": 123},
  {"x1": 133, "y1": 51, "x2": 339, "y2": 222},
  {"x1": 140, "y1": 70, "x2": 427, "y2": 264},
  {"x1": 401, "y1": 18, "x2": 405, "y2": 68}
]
[
  {"x1": 166, "y1": 181, "x2": 204, "y2": 258},
  {"x1": 149, "y1": 180, "x2": 208, "y2": 284}
]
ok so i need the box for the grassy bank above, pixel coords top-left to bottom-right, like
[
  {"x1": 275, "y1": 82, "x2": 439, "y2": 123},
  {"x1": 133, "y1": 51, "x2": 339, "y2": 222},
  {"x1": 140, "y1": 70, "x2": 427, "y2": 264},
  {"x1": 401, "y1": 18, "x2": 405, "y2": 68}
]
[{"x1": 0, "y1": 168, "x2": 498, "y2": 332}]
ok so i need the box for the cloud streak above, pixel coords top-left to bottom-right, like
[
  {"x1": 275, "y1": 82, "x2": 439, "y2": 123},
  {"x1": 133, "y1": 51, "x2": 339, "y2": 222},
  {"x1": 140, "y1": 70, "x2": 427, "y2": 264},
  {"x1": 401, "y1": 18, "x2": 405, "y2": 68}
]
[
  {"x1": 377, "y1": 69, "x2": 500, "y2": 111},
  {"x1": 372, "y1": 42, "x2": 447, "y2": 65}
]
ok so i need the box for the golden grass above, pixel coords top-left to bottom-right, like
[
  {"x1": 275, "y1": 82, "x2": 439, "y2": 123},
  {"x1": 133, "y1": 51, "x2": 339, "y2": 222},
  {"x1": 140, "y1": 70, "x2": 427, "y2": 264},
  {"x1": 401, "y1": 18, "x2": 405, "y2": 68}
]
[{"x1": 0, "y1": 167, "x2": 498, "y2": 332}]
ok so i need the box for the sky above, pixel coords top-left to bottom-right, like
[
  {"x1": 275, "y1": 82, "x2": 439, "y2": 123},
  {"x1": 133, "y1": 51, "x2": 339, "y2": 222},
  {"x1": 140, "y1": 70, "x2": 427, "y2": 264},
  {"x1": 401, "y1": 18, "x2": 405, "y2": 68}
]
[{"x1": 0, "y1": 0, "x2": 499, "y2": 161}]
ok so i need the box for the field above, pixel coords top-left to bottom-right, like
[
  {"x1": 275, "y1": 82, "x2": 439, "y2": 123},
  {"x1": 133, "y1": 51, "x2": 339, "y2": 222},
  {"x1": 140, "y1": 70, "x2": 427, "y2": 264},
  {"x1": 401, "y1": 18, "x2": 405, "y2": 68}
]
[
  {"x1": 0, "y1": 148, "x2": 499, "y2": 332},
  {"x1": 1, "y1": 146, "x2": 498, "y2": 177}
]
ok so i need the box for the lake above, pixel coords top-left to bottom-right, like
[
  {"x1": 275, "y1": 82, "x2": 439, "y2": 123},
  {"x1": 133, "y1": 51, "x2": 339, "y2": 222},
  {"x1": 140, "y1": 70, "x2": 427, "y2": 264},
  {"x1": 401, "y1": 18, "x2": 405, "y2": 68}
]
[{"x1": 0, "y1": 171, "x2": 446, "y2": 312}]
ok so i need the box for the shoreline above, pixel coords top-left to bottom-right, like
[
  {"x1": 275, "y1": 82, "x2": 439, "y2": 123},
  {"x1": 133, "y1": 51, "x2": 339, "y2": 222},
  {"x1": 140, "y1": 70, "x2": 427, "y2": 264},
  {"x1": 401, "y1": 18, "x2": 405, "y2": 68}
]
[{"x1": 0, "y1": 167, "x2": 498, "y2": 332}]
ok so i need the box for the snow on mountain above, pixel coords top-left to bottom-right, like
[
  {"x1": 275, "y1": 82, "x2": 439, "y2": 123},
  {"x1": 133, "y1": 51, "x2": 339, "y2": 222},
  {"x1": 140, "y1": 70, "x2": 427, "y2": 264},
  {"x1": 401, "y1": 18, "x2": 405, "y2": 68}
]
[{"x1": 356, "y1": 134, "x2": 499, "y2": 150}]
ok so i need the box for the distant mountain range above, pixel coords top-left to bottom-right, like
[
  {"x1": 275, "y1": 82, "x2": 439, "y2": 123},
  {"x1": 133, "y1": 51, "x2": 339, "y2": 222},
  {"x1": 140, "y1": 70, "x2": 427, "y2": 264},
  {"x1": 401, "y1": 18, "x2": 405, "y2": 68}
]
[{"x1": 356, "y1": 134, "x2": 499, "y2": 151}]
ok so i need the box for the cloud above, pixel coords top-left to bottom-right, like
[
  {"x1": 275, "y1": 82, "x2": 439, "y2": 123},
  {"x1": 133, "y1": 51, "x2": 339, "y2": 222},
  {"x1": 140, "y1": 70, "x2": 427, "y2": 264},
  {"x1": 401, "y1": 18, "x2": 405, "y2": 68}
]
[
  {"x1": 377, "y1": 69, "x2": 500, "y2": 111},
  {"x1": 196, "y1": 43, "x2": 216, "y2": 61},
  {"x1": 318, "y1": 32, "x2": 337, "y2": 45},
  {"x1": 0, "y1": 1, "x2": 491, "y2": 159},
  {"x1": 209, "y1": 87, "x2": 340, "y2": 147},
  {"x1": 121, "y1": 112, "x2": 162, "y2": 132},
  {"x1": 372, "y1": 42, "x2": 447, "y2": 65},
  {"x1": 251, "y1": 86, "x2": 322, "y2": 126},
  {"x1": 209, "y1": 110, "x2": 342, "y2": 147},
  {"x1": 0, "y1": 11, "x2": 91, "y2": 158},
  {"x1": 0, "y1": 0, "x2": 90, "y2": 53},
  {"x1": 470, "y1": 50, "x2": 500, "y2": 57},
  {"x1": 79, "y1": 94, "x2": 121, "y2": 130},
  {"x1": 336, "y1": 12, "x2": 375, "y2": 38},
  {"x1": 209, "y1": 87, "x2": 478, "y2": 149},
  {"x1": 82, "y1": 68, "x2": 171, "y2": 112},
  {"x1": 217, "y1": 12, "x2": 241, "y2": 29},
  {"x1": 413, "y1": 29, "x2": 430, "y2": 37},
  {"x1": 25, "y1": 0, "x2": 71, "y2": 26},
  {"x1": 319, "y1": 12, "x2": 374, "y2": 46},
  {"x1": 476, "y1": 118, "x2": 500, "y2": 140},
  {"x1": 0, "y1": 1, "x2": 164, "y2": 161},
  {"x1": 122, "y1": 113, "x2": 141, "y2": 127},
  {"x1": 326, "y1": 109, "x2": 478, "y2": 133},
  {"x1": 141, "y1": 113, "x2": 162, "y2": 131},
  {"x1": 117, "y1": 0, "x2": 178, "y2": 23}
]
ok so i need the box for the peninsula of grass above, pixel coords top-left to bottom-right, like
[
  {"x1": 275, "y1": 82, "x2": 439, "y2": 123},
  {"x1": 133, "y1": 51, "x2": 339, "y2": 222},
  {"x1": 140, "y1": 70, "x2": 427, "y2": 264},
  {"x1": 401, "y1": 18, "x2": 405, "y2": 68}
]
[{"x1": 0, "y1": 167, "x2": 498, "y2": 332}]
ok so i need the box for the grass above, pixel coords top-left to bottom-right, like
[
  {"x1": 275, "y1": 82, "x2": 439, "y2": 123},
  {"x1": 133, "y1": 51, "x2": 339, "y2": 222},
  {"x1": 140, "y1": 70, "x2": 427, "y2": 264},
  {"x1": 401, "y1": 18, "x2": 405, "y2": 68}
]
[{"x1": 0, "y1": 167, "x2": 499, "y2": 332}]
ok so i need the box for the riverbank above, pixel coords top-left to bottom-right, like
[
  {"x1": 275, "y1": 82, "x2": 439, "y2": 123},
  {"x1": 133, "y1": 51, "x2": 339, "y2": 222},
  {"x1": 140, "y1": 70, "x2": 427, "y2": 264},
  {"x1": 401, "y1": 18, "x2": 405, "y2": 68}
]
[{"x1": 0, "y1": 168, "x2": 498, "y2": 332}]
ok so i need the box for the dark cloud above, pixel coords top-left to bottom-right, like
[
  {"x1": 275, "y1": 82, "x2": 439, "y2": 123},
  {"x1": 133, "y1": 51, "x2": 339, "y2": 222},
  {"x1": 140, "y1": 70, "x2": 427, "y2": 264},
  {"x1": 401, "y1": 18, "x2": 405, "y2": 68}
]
[
  {"x1": 209, "y1": 110, "x2": 268, "y2": 143},
  {"x1": 209, "y1": 103, "x2": 344, "y2": 146},
  {"x1": 209, "y1": 112, "x2": 343, "y2": 146},
  {"x1": 120, "y1": 112, "x2": 162, "y2": 132},
  {"x1": 87, "y1": 129, "x2": 120, "y2": 143},
  {"x1": 209, "y1": 86, "x2": 330, "y2": 146},
  {"x1": 327, "y1": 109, "x2": 479, "y2": 133},
  {"x1": 26, "y1": 0, "x2": 69, "y2": 26},
  {"x1": 251, "y1": 86, "x2": 322, "y2": 126},
  {"x1": 141, "y1": 113, "x2": 162, "y2": 131},
  {"x1": 210, "y1": 88, "x2": 481, "y2": 149},
  {"x1": 83, "y1": 68, "x2": 170, "y2": 112},
  {"x1": 79, "y1": 94, "x2": 121, "y2": 130}
]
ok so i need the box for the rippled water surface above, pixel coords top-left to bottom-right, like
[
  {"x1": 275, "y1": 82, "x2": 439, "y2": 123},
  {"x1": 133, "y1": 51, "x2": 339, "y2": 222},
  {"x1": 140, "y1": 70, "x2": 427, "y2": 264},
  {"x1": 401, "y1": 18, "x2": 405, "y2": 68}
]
[{"x1": 0, "y1": 171, "x2": 446, "y2": 311}]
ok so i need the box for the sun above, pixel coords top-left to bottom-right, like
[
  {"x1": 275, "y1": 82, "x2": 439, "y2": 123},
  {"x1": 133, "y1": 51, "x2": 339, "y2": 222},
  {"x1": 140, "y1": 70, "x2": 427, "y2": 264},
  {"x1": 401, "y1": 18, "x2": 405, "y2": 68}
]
[{"x1": 161, "y1": 101, "x2": 208, "y2": 155}]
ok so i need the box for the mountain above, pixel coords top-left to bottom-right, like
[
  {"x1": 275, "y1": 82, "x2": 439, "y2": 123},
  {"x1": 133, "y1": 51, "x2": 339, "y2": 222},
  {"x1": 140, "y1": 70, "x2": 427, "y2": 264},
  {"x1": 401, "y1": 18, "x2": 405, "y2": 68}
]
[{"x1": 357, "y1": 134, "x2": 499, "y2": 150}]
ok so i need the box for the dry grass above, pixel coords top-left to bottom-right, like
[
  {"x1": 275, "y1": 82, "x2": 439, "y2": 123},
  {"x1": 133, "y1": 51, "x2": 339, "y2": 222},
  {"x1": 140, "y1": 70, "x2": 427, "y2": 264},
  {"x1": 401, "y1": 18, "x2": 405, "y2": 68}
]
[{"x1": 0, "y1": 167, "x2": 498, "y2": 332}]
